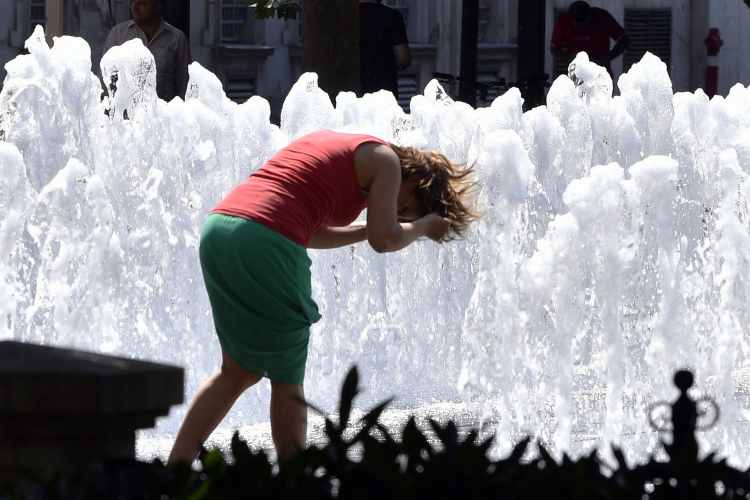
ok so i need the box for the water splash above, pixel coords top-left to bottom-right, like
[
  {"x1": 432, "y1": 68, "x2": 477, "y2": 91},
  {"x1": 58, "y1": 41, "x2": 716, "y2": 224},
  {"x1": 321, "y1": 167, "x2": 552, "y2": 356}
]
[{"x1": 2, "y1": 31, "x2": 750, "y2": 466}]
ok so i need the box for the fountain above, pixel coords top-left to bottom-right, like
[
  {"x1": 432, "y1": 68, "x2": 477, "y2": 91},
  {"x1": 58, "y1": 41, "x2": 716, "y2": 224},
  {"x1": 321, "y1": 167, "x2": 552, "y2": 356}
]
[{"x1": 2, "y1": 26, "x2": 750, "y2": 467}]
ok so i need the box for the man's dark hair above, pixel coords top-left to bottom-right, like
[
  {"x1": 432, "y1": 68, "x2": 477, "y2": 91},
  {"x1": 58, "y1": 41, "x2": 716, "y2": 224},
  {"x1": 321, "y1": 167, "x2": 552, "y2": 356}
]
[{"x1": 569, "y1": 1, "x2": 592, "y2": 24}]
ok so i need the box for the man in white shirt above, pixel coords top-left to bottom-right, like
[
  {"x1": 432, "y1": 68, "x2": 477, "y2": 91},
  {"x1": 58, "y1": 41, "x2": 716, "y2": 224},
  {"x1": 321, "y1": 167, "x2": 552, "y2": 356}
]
[{"x1": 104, "y1": 0, "x2": 191, "y2": 101}]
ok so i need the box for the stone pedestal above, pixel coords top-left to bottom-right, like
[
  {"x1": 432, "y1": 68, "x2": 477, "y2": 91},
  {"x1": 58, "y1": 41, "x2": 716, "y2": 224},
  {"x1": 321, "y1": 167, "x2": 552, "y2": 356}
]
[{"x1": 0, "y1": 341, "x2": 184, "y2": 478}]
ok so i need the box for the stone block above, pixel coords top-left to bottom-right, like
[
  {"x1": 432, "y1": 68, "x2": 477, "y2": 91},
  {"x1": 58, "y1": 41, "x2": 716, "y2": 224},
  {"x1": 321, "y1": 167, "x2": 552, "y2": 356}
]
[{"x1": 0, "y1": 341, "x2": 184, "y2": 478}]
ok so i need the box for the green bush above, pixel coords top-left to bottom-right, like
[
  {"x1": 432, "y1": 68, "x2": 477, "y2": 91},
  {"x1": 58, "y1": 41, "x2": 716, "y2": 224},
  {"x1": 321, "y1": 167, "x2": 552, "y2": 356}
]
[{"x1": 2, "y1": 367, "x2": 750, "y2": 499}]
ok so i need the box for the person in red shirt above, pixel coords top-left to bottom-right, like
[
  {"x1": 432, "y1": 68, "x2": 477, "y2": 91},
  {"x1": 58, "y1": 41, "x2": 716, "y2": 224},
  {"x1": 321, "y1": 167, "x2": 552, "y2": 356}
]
[
  {"x1": 550, "y1": 1, "x2": 630, "y2": 78},
  {"x1": 167, "y1": 130, "x2": 478, "y2": 464}
]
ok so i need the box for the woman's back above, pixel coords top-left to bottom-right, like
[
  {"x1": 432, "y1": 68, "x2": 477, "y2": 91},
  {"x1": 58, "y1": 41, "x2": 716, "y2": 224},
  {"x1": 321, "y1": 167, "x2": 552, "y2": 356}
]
[{"x1": 212, "y1": 130, "x2": 387, "y2": 247}]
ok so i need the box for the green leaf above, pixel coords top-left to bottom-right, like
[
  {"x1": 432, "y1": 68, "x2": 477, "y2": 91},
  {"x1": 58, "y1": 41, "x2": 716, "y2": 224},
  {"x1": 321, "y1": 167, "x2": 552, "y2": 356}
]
[
  {"x1": 230, "y1": 431, "x2": 252, "y2": 466},
  {"x1": 352, "y1": 397, "x2": 394, "y2": 443},
  {"x1": 509, "y1": 436, "x2": 531, "y2": 462},
  {"x1": 612, "y1": 446, "x2": 629, "y2": 471},
  {"x1": 252, "y1": 5, "x2": 275, "y2": 20},
  {"x1": 429, "y1": 419, "x2": 458, "y2": 449},
  {"x1": 201, "y1": 448, "x2": 226, "y2": 472},
  {"x1": 276, "y1": 2, "x2": 300, "y2": 20},
  {"x1": 477, "y1": 434, "x2": 495, "y2": 455},
  {"x1": 249, "y1": 0, "x2": 300, "y2": 20},
  {"x1": 298, "y1": 394, "x2": 327, "y2": 417},
  {"x1": 537, "y1": 441, "x2": 555, "y2": 467},
  {"x1": 250, "y1": 1, "x2": 274, "y2": 20},
  {"x1": 187, "y1": 479, "x2": 211, "y2": 500},
  {"x1": 360, "y1": 397, "x2": 393, "y2": 426},
  {"x1": 339, "y1": 365, "x2": 361, "y2": 430},
  {"x1": 325, "y1": 417, "x2": 345, "y2": 446}
]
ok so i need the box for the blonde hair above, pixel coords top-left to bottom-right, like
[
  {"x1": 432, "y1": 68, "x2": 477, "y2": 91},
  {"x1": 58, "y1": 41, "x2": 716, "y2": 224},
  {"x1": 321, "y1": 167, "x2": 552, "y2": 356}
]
[{"x1": 389, "y1": 144, "x2": 480, "y2": 240}]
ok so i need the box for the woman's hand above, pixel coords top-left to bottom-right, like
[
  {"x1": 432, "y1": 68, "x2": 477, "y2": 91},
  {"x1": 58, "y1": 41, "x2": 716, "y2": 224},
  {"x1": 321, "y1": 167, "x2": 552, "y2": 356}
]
[
  {"x1": 415, "y1": 214, "x2": 452, "y2": 242},
  {"x1": 355, "y1": 143, "x2": 454, "y2": 252}
]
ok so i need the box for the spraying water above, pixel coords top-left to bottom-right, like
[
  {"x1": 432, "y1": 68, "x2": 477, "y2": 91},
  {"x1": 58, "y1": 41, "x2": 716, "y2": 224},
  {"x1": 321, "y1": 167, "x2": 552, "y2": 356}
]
[{"x1": 2, "y1": 27, "x2": 750, "y2": 467}]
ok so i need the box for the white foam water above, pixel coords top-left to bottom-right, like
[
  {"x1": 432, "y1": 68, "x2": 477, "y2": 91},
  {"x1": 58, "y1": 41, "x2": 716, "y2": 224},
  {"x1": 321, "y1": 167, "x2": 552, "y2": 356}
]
[{"x1": 3, "y1": 27, "x2": 750, "y2": 467}]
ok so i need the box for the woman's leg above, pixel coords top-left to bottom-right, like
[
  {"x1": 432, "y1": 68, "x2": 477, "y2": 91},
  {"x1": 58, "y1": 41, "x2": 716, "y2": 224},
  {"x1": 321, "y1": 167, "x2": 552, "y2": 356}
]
[
  {"x1": 270, "y1": 381, "x2": 307, "y2": 460},
  {"x1": 168, "y1": 349, "x2": 262, "y2": 464}
]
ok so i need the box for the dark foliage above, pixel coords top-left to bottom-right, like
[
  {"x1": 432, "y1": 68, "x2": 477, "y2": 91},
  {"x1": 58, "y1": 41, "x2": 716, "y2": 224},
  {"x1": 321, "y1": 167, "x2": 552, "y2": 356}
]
[
  {"x1": 3, "y1": 367, "x2": 750, "y2": 499},
  {"x1": 249, "y1": 1, "x2": 300, "y2": 20}
]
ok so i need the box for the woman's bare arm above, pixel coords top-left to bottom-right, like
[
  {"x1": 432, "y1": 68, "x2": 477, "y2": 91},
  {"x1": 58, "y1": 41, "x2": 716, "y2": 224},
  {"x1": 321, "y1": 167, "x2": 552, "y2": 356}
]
[
  {"x1": 308, "y1": 223, "x2": 368, "y2": 249},
  {"x1": 356, "y1": 144, "x2": 451, "y2": 253}
]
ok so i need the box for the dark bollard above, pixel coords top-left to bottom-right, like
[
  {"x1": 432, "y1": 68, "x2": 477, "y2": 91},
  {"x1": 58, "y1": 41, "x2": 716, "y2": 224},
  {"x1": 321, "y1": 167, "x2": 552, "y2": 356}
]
[
  {"x1": 644, "y1": 370, "x2": 726, "y2": 498},
  {"x1": 670, "y1": 370, "x2": 699, "y2": 458},
  {"x1": 649, "y1": 369, "x2": 719, "y2": 463}
]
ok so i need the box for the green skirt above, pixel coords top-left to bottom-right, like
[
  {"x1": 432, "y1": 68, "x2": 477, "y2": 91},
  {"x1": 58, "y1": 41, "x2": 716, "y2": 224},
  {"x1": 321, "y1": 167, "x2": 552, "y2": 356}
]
[{"x1": 199, "y1": 213, "x2": 322, "y2": 385}]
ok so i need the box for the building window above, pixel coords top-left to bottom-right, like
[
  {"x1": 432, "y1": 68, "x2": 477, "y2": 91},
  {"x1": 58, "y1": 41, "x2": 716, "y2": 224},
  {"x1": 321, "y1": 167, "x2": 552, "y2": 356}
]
[
  {"x1": 397, "y1": 69, "x2": 419, "y2": 113},
  {"x1": 623, "y1": 8, "x2": 671, "y2": 73},
  {"x1": 225, "y1": 69, "x2": 256, "y2": 103},
  {"x1": 478, "y1": 3, "x2": 491, "y2": 42},
  {"x1": 30, "y1": 0, "x2": 46, "y2": 32},
  {"x1": 221, "y1": 0, "x2": 247, "y2": 43}
]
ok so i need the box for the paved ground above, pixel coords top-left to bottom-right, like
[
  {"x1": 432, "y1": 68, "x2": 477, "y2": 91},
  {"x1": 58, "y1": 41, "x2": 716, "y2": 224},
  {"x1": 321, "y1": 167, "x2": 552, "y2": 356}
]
[
  {"x1": 137, "y1": 395, "x2": 750, "y2": 471},
  {"x1": 137, "y1": 401, "x2": 492, "y2": 464}
]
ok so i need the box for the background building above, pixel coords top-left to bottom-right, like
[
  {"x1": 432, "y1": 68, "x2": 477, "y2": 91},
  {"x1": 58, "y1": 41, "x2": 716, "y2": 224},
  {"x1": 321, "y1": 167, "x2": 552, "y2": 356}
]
[
  {"x1": 2, "y1": 0, "x2": 749, "y2": 116},
  {"x1": 548, "y1": 0, "x2": 750, "y2": 98}
]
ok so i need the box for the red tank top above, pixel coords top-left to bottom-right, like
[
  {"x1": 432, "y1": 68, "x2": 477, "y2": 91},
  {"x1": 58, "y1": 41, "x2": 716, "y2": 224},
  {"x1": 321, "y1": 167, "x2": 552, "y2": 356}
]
[{"x1": 212, "y1": 130, "x2": 388, "y2": 247}]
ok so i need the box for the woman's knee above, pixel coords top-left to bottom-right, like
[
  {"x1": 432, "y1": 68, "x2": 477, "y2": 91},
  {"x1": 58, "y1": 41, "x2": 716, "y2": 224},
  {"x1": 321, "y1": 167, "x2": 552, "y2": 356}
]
[
  {"x1": 220, "y1": 352, "x2": 262, "y2": 388},
  {"x1": 271, "y1": 382, "x2": 306, "y2": 411}
]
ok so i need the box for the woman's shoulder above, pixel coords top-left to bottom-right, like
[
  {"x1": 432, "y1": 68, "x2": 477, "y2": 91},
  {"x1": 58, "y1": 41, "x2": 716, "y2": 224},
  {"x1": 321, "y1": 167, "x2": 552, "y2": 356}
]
[{"x1": 295, "y1": 129, "x2": 389, "y2": 151}]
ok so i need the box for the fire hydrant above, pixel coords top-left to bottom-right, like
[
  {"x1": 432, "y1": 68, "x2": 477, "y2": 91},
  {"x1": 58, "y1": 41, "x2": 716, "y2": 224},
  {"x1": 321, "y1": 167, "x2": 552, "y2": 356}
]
[{"x1": 704, "y1": 28, "x2": 723, "y2": 97}]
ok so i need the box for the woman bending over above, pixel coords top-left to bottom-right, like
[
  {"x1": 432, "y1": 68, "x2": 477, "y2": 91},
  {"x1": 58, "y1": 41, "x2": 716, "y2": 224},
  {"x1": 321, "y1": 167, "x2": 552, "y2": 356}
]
[{"x1": 168, "y1": 129, "x2": 478, "y2": 463}]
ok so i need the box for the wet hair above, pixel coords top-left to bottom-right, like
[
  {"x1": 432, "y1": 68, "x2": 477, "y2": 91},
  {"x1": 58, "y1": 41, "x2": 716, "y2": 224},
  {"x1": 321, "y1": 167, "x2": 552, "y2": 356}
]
[
  {"x1": 569, "y1": 1, "x2": 592, "y2": 24},
  {"x1": 389, "y1": 144, "x2": 480, "y2": 241}
]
